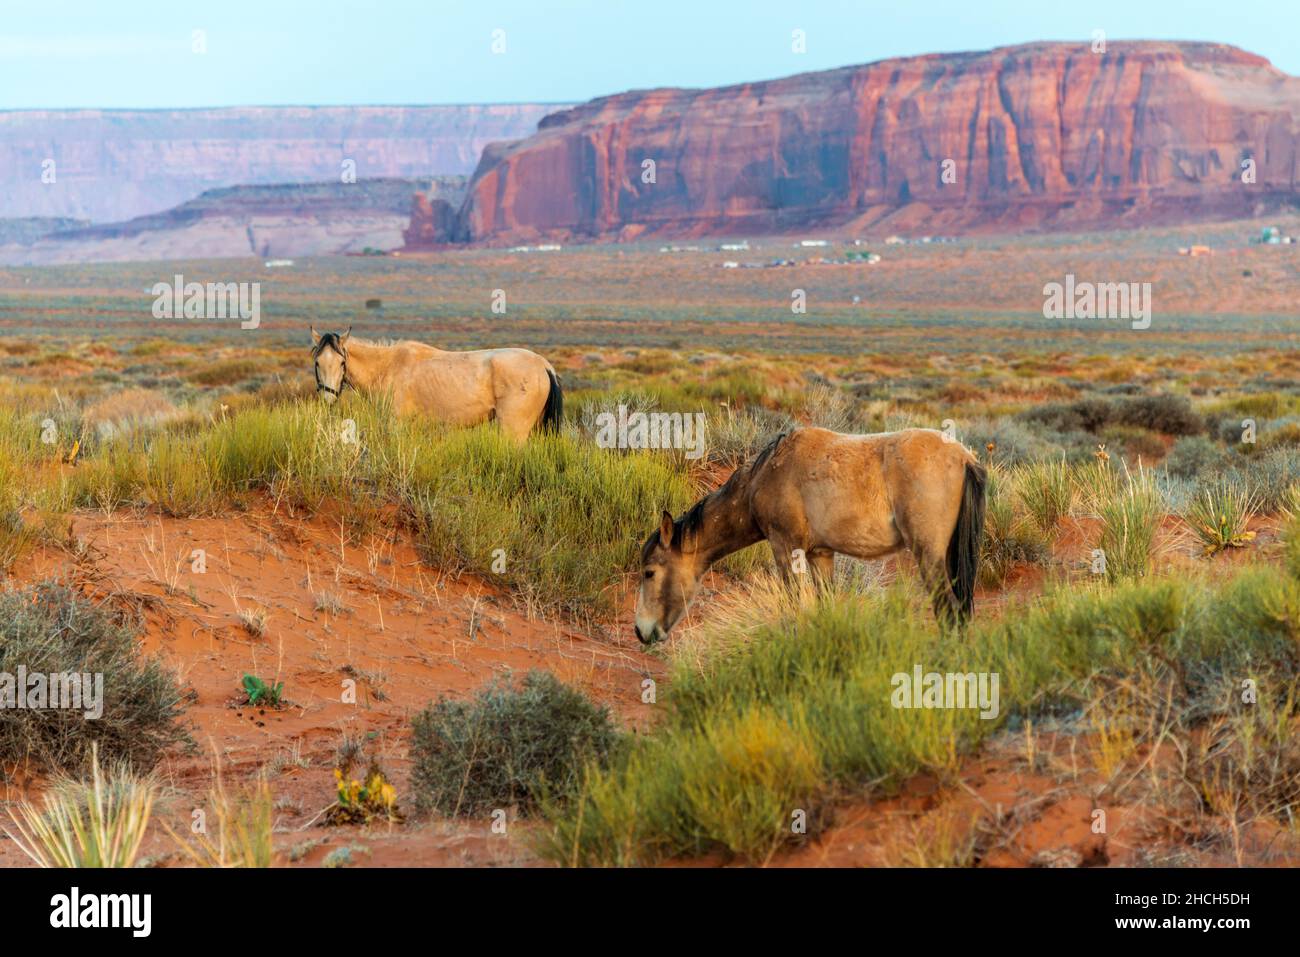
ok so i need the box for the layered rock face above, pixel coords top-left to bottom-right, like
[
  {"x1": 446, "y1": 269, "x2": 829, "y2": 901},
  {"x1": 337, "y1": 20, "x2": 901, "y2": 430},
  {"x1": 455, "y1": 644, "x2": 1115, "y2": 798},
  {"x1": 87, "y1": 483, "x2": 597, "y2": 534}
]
[
  {"x1": 431, "y1": 42, "x2": 1300, "y2": 244},
  {"x1": 0, "y1": 104, "x2": 563, "y2": 223},
  {"x1": 0, "y1": 178, "x2": 466, "y2": 265}
]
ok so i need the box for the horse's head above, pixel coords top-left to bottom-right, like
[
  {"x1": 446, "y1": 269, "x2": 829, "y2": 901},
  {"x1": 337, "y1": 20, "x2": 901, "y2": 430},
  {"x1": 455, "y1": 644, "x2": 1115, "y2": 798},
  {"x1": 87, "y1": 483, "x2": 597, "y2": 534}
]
[
  {"x1": 310, "y1": 326, "x2": 350, "y2": 404},
  {"x1": 635, "y1": 509, "x2": 705, "y2": 644}
]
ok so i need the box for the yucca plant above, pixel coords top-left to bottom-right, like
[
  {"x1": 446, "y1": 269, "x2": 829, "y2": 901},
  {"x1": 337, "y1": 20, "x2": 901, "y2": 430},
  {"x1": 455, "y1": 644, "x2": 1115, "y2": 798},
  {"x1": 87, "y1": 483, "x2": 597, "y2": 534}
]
[
  {"x1": 1017, "y1": 458, "x2": 1074, "y2": 537},
  {"x1": 165, "y1": 770, "x2": 276, "y2": 868},
  {"x1": 5, "y1": 745, "x2": 157, "y2": 868},
  {"x1": 1185, "y1": 479, "x2": 1258, "y2": 556},
  {"x1": 1071, "y1": 458, "x2": 1121, "y2": 516},
  {"x1": 1097, "y1": 466, "x2": 1166, "y2": 582}
]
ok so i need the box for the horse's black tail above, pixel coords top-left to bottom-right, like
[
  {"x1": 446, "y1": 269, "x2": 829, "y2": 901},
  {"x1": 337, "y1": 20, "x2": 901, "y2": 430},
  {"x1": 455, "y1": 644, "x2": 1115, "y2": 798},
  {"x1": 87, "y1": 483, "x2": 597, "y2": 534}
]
[
  {"x1": 946, "y1": 460, "x2": 987, "y2": 623},
  {"x1": 540, "y1": 369, "x2": 563, "y2": 433}
]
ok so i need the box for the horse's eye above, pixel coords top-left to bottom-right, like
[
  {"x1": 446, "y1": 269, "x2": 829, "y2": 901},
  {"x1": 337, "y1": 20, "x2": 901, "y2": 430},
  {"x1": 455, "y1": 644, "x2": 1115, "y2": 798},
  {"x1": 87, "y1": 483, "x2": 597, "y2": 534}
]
[{"x1": 643, "y1": 569, "x2": 654, "y2": 579}]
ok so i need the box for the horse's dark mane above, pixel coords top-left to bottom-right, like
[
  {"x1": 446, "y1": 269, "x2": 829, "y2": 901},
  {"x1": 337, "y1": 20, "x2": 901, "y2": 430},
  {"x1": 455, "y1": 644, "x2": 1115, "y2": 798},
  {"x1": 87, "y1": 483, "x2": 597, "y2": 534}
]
[
  {"x1": 746, "y1": 430, "x2": 787, "y2": 475},
  {"x1": 311, "y1": 331, "x2": 343, "y2": 359},
  {"x1": 641, "y1": 431, "x2": 787, "y2": 559}
]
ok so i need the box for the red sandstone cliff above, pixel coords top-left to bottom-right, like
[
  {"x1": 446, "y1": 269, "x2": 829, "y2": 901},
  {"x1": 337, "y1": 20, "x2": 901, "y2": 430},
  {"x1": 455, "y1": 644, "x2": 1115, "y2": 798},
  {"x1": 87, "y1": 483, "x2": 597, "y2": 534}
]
[{"x1": 423, "y1": 42, "x2": 1300, "y2": 244}]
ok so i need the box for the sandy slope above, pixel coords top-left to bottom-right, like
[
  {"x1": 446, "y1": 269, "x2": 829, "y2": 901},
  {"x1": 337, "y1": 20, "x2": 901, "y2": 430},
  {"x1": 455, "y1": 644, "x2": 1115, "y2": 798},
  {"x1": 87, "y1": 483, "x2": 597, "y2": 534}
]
[{"x1": 0, "y1": 500, "x2": 660, "y2": 867}]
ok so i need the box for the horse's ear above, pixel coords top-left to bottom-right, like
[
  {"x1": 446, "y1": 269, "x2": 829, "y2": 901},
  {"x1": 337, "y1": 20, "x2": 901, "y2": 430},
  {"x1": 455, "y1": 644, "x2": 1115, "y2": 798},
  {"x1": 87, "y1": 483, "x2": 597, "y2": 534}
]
[
  {"x1": 310, "y1": 325, "x2": 321, "y2": 345},
  {"x1": 659, "y1": 510, "x2": 675, "y2": 549},
  {"x1": 340, "y1": 326, "x2": 351, "y2": 347}
]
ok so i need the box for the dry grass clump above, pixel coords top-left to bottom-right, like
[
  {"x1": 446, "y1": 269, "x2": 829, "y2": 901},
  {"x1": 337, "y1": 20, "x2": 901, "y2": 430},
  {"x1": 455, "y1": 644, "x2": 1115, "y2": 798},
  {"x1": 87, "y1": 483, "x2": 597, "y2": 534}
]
[{"x1": 82, "y1": 387, "x2": 179, "y2": 440}]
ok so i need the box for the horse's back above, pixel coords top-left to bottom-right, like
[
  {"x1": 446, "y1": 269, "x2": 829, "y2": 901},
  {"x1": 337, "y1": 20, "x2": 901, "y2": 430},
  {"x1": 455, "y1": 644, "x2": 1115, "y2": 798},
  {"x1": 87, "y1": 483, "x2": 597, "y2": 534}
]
[
  {"x1": 771, "y1": 426, "x2": 973, "y2": 472},
  {"x1": 752, "y1": 427, "x2": 974, "y2": 557}
]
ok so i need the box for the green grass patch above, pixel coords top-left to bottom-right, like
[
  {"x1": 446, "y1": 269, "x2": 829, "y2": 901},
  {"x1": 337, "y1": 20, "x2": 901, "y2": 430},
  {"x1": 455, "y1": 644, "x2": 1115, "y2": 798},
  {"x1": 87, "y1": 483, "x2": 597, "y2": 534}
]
[{"x1": 542, "y1": 563, "x2": 1300, "y2": 865}]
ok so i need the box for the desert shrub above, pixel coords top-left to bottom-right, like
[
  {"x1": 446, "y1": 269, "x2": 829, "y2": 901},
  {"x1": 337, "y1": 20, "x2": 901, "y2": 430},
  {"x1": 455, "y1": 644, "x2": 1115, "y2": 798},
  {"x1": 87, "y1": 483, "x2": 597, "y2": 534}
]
[
  {"x1": 1164, "y1": 435, "x2": 1227, "y2": 480},
  {"x1": 1099, "y1": 425, "x2": 1166, "y2": 463},
  {"x1": 202, "y1": 402, "x2": 323, "y2": 495},
  {"x1": 1154, "y1": 472, "x2": 1198, "y2": 515},
  {"x1": 0, "y1": 582, "x2": 189, "y2": 772},
  {"x1": 1208, "y1": 413, "x2": 1251, "y2": 446},
  {"x1": 1021, "y1": 395, "x2": 1202, "y2": 438},
  {"x1": 800, "y1": 381, "x2": 864, "y2": 433},
  {"x1": 1226, "y1": 446, "x2": 1300, "y2": 513},
  {"x1": 614, "y1": 350, "x2": 677, "y2": 376},
  {"x1": 1223, "y1": 392, "x2": 1300, "y2": 420},
  {"x1": 1184, "y1": 691, "x2": 1300, "y2": 832},
  {"x1": 960, "y1": 418, "x2": 1061, "y2": 465},
  {"x1": 571, "y1": 387, "x2": 663, "y2": 441},
  {"x1": 81, "y1": 388, "x2": 178, "y2": 442},
  {"x1": 186, "y1": 357, "x2": 262, "y2": 387},
  {"x1": 1114, "y1": 395, "x2": 1203, "y2": 436},
  {"x1": 1020, "y1": 397, "x2": 1114, "y2": 434},
  {"x1": 707, "y1": 404, "x2": 789, "y2": 468},
  {"x1": 409, "y1": 671, "x2": 619, "y2": 817},
  {"x1": 254, "y1": 376, "x2": 315, "y2": 406},
  {"x1": 1259, "y1": 417, "x2": 1300, "y2": 451},
  {"x1": 129, "y1": 339, "x2": 170, "y2": 357},
  {"x1": 698, "y1": 364, "x2": 775, "y2": 408}
]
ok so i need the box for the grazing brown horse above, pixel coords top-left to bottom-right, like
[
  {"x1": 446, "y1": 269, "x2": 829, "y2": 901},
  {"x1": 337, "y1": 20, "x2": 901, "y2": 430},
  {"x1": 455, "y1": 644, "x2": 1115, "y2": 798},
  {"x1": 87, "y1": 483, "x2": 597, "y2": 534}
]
[
  {"x1": 635, "y1": 427, "x2": 986, "y2": 642},
  {"x1": 310, "y1": 327, "x2": 562, "y2": 439}
]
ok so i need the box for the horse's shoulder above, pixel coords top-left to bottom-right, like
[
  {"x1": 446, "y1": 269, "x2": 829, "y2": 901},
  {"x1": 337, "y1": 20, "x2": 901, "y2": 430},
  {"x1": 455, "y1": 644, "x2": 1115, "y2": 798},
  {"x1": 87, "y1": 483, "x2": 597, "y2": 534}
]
[
  {"x1": 388, "y1": 340, "x2": 440, "y2": 361},
  {"x1": 784, "y1": 426, "x2": 857, "y2": 457}
]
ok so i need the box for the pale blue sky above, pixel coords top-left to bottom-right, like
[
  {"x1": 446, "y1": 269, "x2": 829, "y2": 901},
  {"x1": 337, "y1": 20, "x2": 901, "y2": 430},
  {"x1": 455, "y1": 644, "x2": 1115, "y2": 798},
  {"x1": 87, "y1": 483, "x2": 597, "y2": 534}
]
[{"x1": 2, "y1": 0, "x2": 1296, "y2": 109}]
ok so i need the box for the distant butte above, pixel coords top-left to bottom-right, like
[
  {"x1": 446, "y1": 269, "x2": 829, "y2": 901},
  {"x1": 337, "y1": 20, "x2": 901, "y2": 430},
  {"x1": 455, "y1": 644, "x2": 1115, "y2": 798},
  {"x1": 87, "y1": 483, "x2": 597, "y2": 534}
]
[{"x1": 408, "y1": 41, "x2": 1300, "y2": 246}]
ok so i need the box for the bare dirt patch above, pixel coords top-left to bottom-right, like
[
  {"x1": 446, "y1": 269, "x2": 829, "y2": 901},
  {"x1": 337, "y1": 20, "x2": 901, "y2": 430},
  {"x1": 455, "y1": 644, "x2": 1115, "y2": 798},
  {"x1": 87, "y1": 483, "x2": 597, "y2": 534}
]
[{"x1": 0, "y1": 500, "x2": 662, "y2": 867}]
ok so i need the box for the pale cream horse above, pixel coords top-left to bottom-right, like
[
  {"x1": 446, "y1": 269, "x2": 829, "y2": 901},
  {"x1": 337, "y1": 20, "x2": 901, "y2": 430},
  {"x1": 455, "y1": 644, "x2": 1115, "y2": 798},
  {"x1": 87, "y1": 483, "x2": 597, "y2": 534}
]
[
  {"x1": 310, "y1": 327, "x2": 562, "y2": 439},
  {"x1": 635, "y1": 427, "x2": 987, "y2": 642}
]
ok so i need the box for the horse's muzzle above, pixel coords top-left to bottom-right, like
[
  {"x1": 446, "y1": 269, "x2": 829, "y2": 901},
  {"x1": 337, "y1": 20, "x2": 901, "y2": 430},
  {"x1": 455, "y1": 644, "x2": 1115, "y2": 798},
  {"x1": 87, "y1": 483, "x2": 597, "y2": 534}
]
[{"x1": 634, "y1": 622, "x2": 663, "y2": 645}]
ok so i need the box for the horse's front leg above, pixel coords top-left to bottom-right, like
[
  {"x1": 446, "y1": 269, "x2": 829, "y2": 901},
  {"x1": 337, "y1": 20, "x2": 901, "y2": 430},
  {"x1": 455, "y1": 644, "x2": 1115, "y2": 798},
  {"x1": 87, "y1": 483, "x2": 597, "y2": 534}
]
[
  {"x1": 768, "y1": 531, "x2": 826, "y2": 591},
  {"x1": 807, "y1": 548, "x2": 835, "y2": 589}
]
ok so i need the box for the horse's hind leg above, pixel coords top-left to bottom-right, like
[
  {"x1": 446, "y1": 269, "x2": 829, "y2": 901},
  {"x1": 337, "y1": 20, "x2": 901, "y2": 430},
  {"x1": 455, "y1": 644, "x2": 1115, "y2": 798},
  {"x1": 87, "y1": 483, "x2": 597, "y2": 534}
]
[
  {"x1": 493, "y1": 372, "x2": 549, "y2": 441},
  {"x1": 491, "y1": 398, "x2": 534, "y2": 442},
  {"x1": 912, "y1": 541, "x2": 962, "y2": 630}
]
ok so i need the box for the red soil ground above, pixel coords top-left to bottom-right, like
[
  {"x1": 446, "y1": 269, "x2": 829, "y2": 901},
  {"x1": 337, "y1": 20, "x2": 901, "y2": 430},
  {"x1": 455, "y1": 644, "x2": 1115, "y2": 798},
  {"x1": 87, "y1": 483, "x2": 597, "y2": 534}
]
[
  {"x1": 0, "y1": 500, "x2": 660, "y2": 867},
  {"x1": 0, "y1": 502, "x2": 1291, "y2": 867}
]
